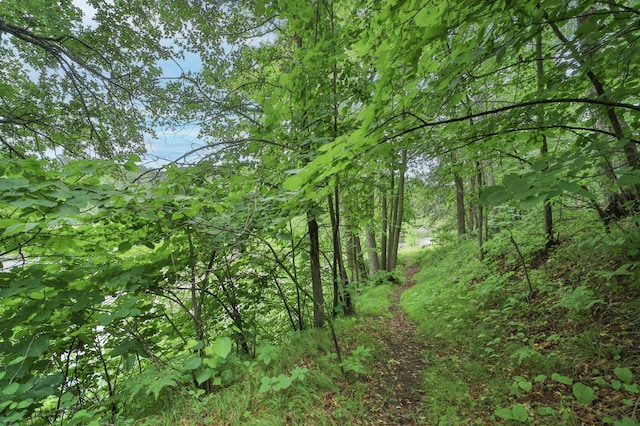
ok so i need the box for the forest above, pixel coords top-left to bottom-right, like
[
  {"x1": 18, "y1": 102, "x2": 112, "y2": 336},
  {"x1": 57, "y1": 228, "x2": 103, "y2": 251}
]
[{"x1": 1, "y1": 0, "x2": 639, "y2": 424}]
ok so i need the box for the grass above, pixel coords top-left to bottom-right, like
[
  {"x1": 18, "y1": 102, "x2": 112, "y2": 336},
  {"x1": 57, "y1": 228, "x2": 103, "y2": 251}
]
[
  {"x1": 355, "y1": 283, "x2": 394, "y2": 317},
  {"x1": 396, "y1": 220, "x2": 640, "y2": 425},
  {"x1": 135, "y1": 219, "x2": 640, "y2": 425}
]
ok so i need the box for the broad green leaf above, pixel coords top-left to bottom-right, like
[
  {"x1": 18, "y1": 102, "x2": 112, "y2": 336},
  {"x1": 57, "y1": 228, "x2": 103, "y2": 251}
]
[
  {"x1": 2, "y1": 383, "x2": 19, "y2": 395},
  {"x1": 25, "y1": 335, "x2": 49, "y2": 357},
  {"x1": 614, "y1": 367, "x2": 633, "y2": 383},
  {"x1": 210, "y1": 337, "x2": 232, "y2": 359},
  {"x1": 573, "y1": 382, "x2": 595, "y2": 404},
  {"x1": 557, "y1": 181, "x2": 596, "y2": 200},
  {"x1": 272, "y1": 374, "x2": 293, "y2": 391},
  {"x1": 551, "y1": 373, "x2": 573, "y2": 385},
  {"x1": 195, "y1": 368, "x2": 213, "y2": 385},
  {"x1": 518, "y1": 381, "x2": 532, "y2": 392},
  {"x1": 0, "y1": 178, "x2": 30, "y2": 190},
  {"x1": 259, "y1": 377, "x2": 271, "y2": 393},
  {"x1": 480, "y1": 185, "x2": 510, "y2": 205},
  {"x1": 110, "y1": 340, "x2": 134, "y2": 357},
  {"x1": 495, "y1": 407, "x2": 514, "y2": 420},
  {"x1": 184, "y1": 356, "x2": 202, "y2": 370},
  {"x1": 511, "y1": 404, "x2": 528, "y2": 422}
]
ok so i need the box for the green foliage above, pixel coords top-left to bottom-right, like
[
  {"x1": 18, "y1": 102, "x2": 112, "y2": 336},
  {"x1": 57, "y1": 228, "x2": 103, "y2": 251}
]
[
  {"x1": 259, "y1": 366, "x2": 308, "y2": 393},
  {"x1": 340, "y1": 345, "x2": 372, "y2": 375},
  {"x1": 495, "y1": 403, "x2": 529, "y2": 422},
  {"x1": 356, "y1": 284, "x2": 393, "y2": 317},
  {"x1": 2, "y1": 0, "x2": 640, "y2": 424},
  {"x1": 369, "y1": 269, "x2": 405, "y2": 287},
  {"x1": 553, "y1": 285, "x2": 605, "y2": 317},
  {"x1": 572, "y1": 382, "x2": 595, "y2": 404}
]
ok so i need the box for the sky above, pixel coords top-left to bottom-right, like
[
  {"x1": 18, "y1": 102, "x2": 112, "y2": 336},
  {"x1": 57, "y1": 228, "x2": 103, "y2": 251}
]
[{"x1": 73, "y1": 0, "x2": 206, "y2": 168}]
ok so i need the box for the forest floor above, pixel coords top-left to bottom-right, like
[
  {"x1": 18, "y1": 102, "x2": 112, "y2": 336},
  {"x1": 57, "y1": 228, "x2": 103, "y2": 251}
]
[{"x1": 359, "y1": 265, "x2": 428, "y2": 425}]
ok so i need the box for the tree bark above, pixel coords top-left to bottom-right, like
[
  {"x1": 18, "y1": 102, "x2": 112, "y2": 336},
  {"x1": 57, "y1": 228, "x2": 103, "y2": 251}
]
[
  {"x1": 388, "y1": 149, "x2": 407, "y2": 271},
  {"x1": 380, "y1": 190, "x2": 388, "y2": 271},
  {"x1": 455, "y1": 174, "x2": 466, "y2": 236},
  {"x1": 536, "y1": 29, "x2": 554, "y2": 245},
  {"x1": 307, "y1": 212, "x2": 325, "y2": 328},
  {"x1": 475, "y1": 161, "x2": 484, "y2": 261},
  {"x1": 365, "y1": 228, "x2": 380, "y2": 278},
  {"x1": 452, "y1": 152, "x2": 466, "y2": 236}
]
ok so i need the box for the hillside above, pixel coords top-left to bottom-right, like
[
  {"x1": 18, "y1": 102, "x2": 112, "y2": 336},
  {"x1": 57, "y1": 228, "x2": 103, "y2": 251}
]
[{"x1": 136, "y1": 218, "x2": 639, "y2": 426}]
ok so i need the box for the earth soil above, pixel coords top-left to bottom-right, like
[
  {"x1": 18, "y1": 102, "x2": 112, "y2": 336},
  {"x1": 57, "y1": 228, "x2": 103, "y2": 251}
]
[{"x1": 362, "y1": 265, "x2": 427, "y2": 425}]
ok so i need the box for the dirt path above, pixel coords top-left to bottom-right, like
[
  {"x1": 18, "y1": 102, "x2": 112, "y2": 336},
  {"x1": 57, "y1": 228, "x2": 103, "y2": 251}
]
[{"x1": 363, "y1": 266, "x2": 427, "y2": 425}]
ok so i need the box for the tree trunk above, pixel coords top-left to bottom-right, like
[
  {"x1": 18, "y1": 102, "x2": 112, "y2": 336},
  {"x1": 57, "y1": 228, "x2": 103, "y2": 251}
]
[
  {"x1": 452, "y1": 152, "x2": 466, "y2": 236},
  {"x1": 380, "y1": 190, "x2": 388, "y2": 271},
  {"x1": 307, "y1": 212, "x2": 325, "y2": 328},
  {"x1": 468, "y1": 175, "x2": 476, "y2": 232},
  {"x1": 365, "y1": 228, "x2": 380, "y2": 278},
  {"x1": 345, "y1": 228, "x2": 357, "y2": 283},
  {"x1": 475, "y1": 161, "x2": 484, "y2": 261},
  {"x1": 328, "y1": 190, "x2": 352, "y2": 316},
  {"x1": 388, "y1": 149, "x2": 407, "y2": 271},
  {"x1": 536, "y1": 27, "x2": 555, "y2": 246},
  {"x1": 354, "y1": 235, "x2": 368, "y2": 280},
  {"x1": 455, "y1": 174, "x2": 466, "y2": 236}
]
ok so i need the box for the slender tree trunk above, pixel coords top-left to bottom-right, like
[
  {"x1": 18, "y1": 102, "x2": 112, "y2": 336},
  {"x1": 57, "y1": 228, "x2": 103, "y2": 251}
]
[
  {"x1": 388, "y1": 149, "x2": 407, "y2": 271},
  {"x1": 307, "y1": 212, "x2": 325, "y2": 328},
  {"x1": 328, "y1": 190, "x2": 352, "y2": 316},
  {"x1": 536, "y1": 27, "x2": 555, "y2": 245},
  {"x1": 354, "y1": 235, "x2": 368, "y2": 280},
  {"x1": 452, "y1": 152, "x2": 466, "y2": 236},
  {"x1": 345, "y1": 228, "x2": 357, "y2": 283},
  {"x1": 365, "y1": 228, "x2": 380, "y2": 278},
  {"x1": 289, "y1": 222, "x2": 304, "y2": 331},
  {"x1": 476, "y1": 161, "x2": 484, "y2": 260},
  {"x1": 468, "y1": 175, "x2": 476, "y2": 232},
  {"x1": 455, "y1": 174, "x2": 466, "y2": 236},
  {"x1": 380, "y1": 190, "x2": 388, "y2": 271},
  {"x1": 386, "y1": 172, "x2": 397, "y2": 270}
]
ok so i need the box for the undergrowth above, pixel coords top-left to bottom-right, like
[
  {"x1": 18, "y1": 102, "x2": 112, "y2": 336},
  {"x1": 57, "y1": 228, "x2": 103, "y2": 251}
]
[
  {"x1": 400, "y1": 210, "x2": 640, "y2": 425},
  {"x1": 135, "y1": 210, "x2": 639, "y2": 425}
]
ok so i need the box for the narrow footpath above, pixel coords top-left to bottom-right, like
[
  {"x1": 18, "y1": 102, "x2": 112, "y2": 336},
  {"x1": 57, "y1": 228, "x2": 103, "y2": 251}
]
[{"x1": 363, "y1": 266, "x2": 428, "y2": 425}]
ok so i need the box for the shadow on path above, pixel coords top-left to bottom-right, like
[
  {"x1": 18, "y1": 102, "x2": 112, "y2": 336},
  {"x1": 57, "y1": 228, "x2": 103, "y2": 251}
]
[{"x1": 364, "y1": 265, "x2": 427, "y2": 425}]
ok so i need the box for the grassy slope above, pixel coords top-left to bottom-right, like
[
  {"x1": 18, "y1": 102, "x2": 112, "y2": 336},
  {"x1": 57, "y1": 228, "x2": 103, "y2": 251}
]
[
  {"x1": 140, "y1": 218, "x2": 640, "y2": 425},
  {"x1": 401, "y1": 232, "x2": 640, "y2": 425}
]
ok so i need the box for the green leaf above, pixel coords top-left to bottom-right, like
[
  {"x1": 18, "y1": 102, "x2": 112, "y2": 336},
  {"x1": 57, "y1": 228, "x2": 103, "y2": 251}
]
[
  {"x1": 195, "y1": 368, "x2": 213, "y2": 385},
  {"x1": 495, "y1": 407, "x2": 514, "y2": 420},
  {"x1": 552, "y1": 373, "x2": 573, "y2": 385},
  {"x1": 124, "y1": 161, "x2": 137, "y2": 172},
  {"x1": 187, "y1": 339, "x2": 204, "y2": 350},
  {"x1": 183, "y1": 356, "x2": 202, "y2": 370},
  {"x1": 276, "y1": 232, "x2": 293, "y2": 241},
  {"x1": 272, "y1": 374, "x2": 293, "y2": 391},
  {"x1": 259, "y1": 377, "x2": 271, "y2": 393},
  {"x1": 573, "y1": 382, "x2": 595, "y2": 404},
  {"x1": 282, "y1": 169, "x2": 311, "y2": 191},
  {"x1": 512, "y1": 404, "x2": 528, "y2": 422},
  {"x1": 2, "y1": 383, "x2": 19, "y2": 395},
  {"x1": 0, "y1": 177, "x2": 30, "y2": 191},
  {"x1": 25, "y1": 335, "x2": 49, "y2": 357},
  {"x1": 518, "y1": 381, "x2": 532, "y2": 392},
  {"x1": 557, "y1": 181, "x2": 596, "y2": 200},
  {"x1": 210, "y1": 336, "x2": 232, "y2": 359},
  {"x1": 613, "y1": 417, "x2": 640, "y2": 426},
  {"x1": 480, "y1": 185, "x2": 510, "y2": 205},
  {"x1": 614, "y1": 367, "x2": 633, "y2": 383}
]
